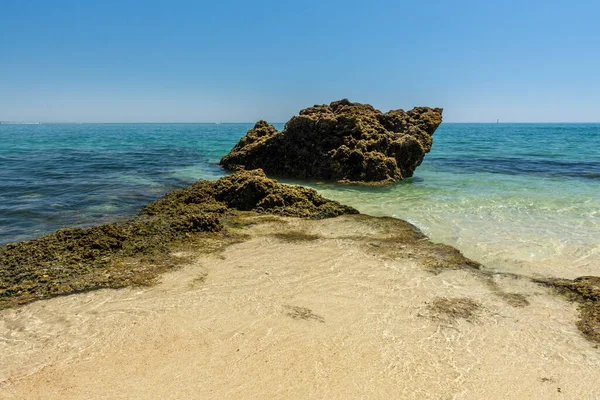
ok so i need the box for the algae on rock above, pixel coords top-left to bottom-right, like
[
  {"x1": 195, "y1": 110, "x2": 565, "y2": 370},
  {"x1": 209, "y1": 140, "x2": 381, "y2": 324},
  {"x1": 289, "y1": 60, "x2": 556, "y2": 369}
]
[
  {"x1": 535, "y1": 276, "x2": 600, "y2": 343},
  {"x1": 0, "y1": 170, "x2": 357, "y2": 309},
  {"x1": 220, "y1": 99, "x2": 443, "y2": 185}
]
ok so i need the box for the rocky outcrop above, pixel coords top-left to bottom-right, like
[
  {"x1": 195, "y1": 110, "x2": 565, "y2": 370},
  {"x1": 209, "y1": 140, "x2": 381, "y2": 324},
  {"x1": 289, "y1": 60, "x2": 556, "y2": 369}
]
[
  {"x1": 535, "y1": 276, "x2": 600, "y2": 342},
  {"x1": 220, "y1": 99, "x2": 443, "y2": 185},
  {"x1": 0, "y1": 170, "x2": 357, "y2": 309},
  {"x1": 143, "y1": 169, "x2": 358, "y2": 220}
]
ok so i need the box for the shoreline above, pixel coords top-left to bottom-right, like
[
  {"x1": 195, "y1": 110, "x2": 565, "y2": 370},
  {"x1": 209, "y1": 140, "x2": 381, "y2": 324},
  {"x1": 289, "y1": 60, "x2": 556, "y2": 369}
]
[
  {"x1": 2, "y1": 212, "x2": 599, "y2": 398},
  {"x1": 1, "y1": 170, "x2": 599, "y2": 398},
  {"x1": 2, "y1": 122, "x2": 598, "y2": 283}
]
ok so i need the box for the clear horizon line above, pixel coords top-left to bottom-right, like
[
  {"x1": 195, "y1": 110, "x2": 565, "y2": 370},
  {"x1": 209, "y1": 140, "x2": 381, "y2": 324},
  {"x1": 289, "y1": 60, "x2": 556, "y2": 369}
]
[{"x1": 1, "y1": 121, "x2": 600, "y2": 125}]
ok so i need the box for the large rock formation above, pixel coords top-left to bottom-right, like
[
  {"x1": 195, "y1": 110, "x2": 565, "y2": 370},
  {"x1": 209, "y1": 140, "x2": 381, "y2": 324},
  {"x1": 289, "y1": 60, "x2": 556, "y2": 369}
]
[{"x1": 220, "y1": 99, "x2": 443, "y2": 185}]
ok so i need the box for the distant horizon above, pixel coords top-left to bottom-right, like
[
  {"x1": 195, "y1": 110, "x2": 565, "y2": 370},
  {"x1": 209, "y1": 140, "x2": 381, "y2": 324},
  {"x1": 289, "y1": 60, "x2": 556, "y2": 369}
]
[{"x1": 2, "y1": 120, "x2": 600, "y2": 125}]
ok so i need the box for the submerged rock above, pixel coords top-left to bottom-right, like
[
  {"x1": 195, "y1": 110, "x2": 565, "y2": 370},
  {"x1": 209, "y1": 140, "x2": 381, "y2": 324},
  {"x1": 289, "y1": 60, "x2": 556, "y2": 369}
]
[
  {"x1": 535, "y1": 276, "x2": 600, "y2": 343},
  {"x1": 0, "y1": 170, "x2": 357, "y2": 309},
  {"x1": 220, "y1": 99, "x2": 443, "y2": 185}
]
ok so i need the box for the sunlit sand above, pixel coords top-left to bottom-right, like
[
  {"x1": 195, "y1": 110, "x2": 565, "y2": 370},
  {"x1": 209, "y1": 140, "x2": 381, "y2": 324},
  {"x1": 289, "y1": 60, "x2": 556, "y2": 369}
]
[{"x1": 2, "y1": 214, "x2": 598, "y2": 399}]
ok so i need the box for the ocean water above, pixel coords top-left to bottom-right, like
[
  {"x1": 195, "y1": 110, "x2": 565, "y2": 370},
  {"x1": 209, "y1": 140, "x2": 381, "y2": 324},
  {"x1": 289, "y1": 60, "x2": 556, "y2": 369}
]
[{"x1": 1, "y1": 123, "x2": 599, "y2": 278}]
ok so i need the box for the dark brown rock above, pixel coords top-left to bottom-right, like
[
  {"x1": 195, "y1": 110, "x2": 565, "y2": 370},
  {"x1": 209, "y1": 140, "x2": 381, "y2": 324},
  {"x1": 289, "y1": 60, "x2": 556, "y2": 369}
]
[{"x1": 220, "y1": 99, "x2": 443, "y2": 185}]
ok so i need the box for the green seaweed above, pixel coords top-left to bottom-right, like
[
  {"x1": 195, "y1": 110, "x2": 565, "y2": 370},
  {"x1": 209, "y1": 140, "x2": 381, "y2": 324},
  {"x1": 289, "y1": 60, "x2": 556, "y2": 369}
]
[
  {"x1": 283, "y1": 305, "x2": 325, "y2": 323},
  {"x1": 270, "y1": 231, "x2": 322, "y2": 242},
  {"x1": 427, "y1": 297, "x2": 481, "y2": 323},
  {"x1": 534, "y1": 276, "x2": 600, "y2": 343},
  {"x1": 0, "y1": 170, "x2": 357, "y2": 309}
]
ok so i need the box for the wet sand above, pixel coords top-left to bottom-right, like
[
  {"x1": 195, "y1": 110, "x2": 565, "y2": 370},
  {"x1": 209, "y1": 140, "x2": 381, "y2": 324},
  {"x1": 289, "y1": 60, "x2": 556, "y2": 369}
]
[{"x1": 1, "y1": 214, "x2": 599, "y2": 399}]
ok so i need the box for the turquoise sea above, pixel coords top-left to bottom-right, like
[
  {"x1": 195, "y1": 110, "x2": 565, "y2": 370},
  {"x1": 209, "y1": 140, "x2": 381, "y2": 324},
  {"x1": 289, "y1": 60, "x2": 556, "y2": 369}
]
[{"x1": 1, "y1": 123, "x2": 599, "y2": 278}]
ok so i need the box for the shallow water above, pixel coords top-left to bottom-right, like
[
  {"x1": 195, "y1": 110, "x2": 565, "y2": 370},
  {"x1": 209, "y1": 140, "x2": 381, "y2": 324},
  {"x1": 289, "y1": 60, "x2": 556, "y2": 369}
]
[
  {"x1": 4, "y1": 216, "x2": 600, "y2": 398},
  {"x1": 1, "y1": 122, "x2": 599, "y2": 277}
]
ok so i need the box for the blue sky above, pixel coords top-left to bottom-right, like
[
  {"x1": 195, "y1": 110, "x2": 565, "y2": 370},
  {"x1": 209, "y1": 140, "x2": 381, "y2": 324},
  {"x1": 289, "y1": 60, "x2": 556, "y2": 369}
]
[{"x1": 1, "y1": 0, "x2": 599, "y2": 122}]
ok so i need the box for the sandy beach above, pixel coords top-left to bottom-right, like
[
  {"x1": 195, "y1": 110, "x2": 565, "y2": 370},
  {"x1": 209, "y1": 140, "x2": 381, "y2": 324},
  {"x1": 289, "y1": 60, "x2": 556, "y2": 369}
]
[
  {"x1": 3, "y1": 0, "x2": 600, "y2": 397},
  {"x1": 2, "y1": 213, "x2": 599, "y2": 399}
]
